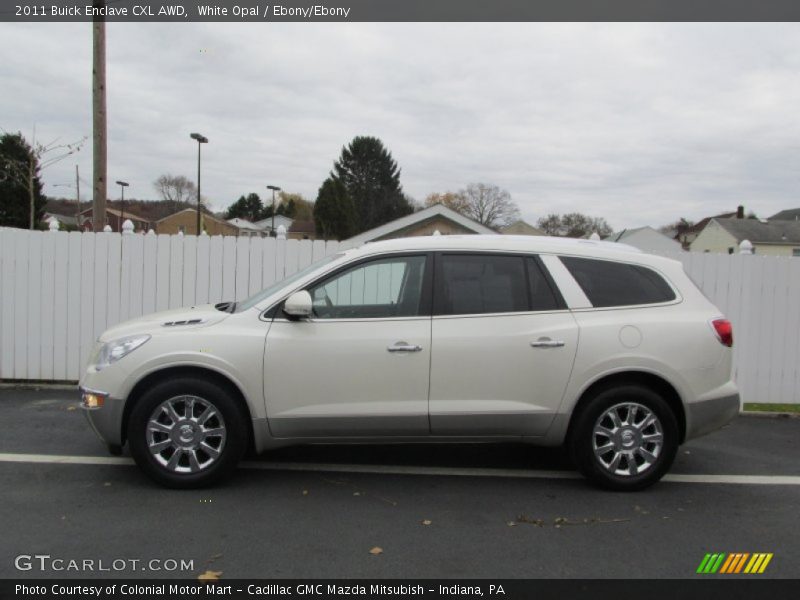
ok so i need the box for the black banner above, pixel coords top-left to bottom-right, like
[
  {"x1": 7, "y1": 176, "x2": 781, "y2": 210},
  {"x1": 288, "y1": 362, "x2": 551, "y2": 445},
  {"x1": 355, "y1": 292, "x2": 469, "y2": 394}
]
[
  {"x1": 3, "y1": 579, "x2": 800, "y2": 600},
  {"x1": 3, "y1": 0, "x2": 800, "y2": 23}
]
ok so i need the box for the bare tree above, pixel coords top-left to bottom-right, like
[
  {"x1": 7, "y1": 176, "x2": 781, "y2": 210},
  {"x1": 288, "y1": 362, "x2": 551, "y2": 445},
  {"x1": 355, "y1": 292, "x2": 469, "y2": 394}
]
[
  {"x1": 153, "y1": 174, "x2": 197, "y2": 211},
  {"x1": 457, "y1": 183, "x2": 520, "y2": 229},
  {"x1": 536, "y1": 212, "x2": 613, "y2": 238}
]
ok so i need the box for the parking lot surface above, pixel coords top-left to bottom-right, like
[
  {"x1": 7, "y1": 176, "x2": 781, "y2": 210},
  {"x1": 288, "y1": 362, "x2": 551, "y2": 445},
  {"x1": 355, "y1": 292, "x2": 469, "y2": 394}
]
[{"x1": 0, "y1": 388, "x2": 798, "y2": 579}]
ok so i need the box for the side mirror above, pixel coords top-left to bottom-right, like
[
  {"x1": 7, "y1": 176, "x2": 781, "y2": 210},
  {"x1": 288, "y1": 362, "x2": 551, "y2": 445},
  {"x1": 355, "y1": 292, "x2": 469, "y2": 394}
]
[{"x1": 283, "y1": 290, "x2": 313, "y2": 318}]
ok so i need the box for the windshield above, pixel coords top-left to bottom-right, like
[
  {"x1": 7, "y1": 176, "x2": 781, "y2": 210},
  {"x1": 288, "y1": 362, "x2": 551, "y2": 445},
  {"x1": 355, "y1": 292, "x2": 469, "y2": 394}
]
[{"x1": 235, "y1": 253, "x2": 343, "y2": 312}]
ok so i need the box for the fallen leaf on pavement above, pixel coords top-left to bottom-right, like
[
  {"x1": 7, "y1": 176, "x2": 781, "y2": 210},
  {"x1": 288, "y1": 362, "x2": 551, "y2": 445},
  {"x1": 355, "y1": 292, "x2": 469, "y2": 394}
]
[
  {"x1": 369, "y1": 547, "x2": 383, "y2": 555},
  {"x1": 421, "y1": 519, "x2": 432, "y2": 526},
  {"x1": 516, "y1": 515, "x2": 544, "y2": 527},
  {"x1": 197, "y1": 570, "x2": 222, "y2": 581}
]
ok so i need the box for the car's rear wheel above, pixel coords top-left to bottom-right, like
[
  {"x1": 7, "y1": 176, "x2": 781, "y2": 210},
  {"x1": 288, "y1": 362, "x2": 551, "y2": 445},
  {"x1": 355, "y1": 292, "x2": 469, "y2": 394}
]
[
  {"x1": 569, "y1": 384, "x2": 678, "y2": 491},
  {"x1": 128, "y1": 378, "x2": 248, "y2": 488}
]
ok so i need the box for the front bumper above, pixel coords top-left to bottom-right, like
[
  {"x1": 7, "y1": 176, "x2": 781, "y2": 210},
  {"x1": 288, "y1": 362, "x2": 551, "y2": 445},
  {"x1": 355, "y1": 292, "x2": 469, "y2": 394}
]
[
  {"x1": 685, "y1": 393, "x2": 740, "y2": 441},
  {"x1": 79, "y1": 387, "x2": 126, "y2": 447}
]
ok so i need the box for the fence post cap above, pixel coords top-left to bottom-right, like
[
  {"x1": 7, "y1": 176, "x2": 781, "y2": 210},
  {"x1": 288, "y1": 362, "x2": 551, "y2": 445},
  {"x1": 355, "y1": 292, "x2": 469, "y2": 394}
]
[
  {"x1": 102, "y1": 224, "x2": 112, "y2": 233},
  {"x1": 432, "y1": 229, "x2": 441, "y2": 236},
  {"x1": 201, "y1": 230, "x2": 208, "y2": 236},
  {"x1": 589, "y1": 231, "x2": 601, "y2": 240},
  {"x1": 146, "y1": 228, "x2": 156, "y2": 236},
  {"x1": 739, "y1": 239, "x2": 753, "y2": 254},
  {"x1": 277, "y1": 224, "x2": 287, "y2": 239},
  {"x1": 48, "y1": 218, "x2": 59, "y2": 231},
  {"x1": 122, "y1": 219, "x2": 134, "y2": 235}
]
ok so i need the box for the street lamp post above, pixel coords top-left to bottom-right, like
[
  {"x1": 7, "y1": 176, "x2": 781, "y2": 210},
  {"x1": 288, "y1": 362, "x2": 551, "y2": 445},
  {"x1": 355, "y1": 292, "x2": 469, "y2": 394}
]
[
  {"x1": 115, "y1": 180, "x2": 129, "y2": 231},
  {"x1": 267, "y1": 184, "x2": 281, "y2": 236},
  {"x1": 190, "y1": 133, "x2": 209, "y2": 235}
]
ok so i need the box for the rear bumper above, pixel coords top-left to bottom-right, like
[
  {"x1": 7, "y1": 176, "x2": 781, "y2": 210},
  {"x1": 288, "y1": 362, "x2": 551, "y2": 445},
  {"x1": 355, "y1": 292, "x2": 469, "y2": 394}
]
[{"x1": 685, "y1": 393, "x2": 740, "y2": 441}]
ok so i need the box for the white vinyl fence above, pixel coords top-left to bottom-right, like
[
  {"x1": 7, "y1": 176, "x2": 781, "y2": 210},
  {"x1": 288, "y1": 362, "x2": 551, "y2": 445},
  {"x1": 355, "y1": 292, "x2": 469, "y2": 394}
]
[
  {"x1": 1, "y1": 226, "x2": 799, "y2": 404},
  {"x1": 0, "y1": 227, "x2": 340, "y2": 382}
]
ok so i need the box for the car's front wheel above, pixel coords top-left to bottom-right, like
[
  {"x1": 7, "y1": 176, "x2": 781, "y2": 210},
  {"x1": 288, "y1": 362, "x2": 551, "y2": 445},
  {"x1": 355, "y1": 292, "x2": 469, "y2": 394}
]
[
  {"x1": 569, "y1": 384, "x2": 679, "y2": 491},
  {"x1": 128, "y1": 377, "x2": 248, "y2": 488}
]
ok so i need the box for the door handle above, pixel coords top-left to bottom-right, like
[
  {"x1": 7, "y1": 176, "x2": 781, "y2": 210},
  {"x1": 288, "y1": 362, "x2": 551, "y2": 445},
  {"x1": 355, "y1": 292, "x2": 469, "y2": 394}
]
[
  {"x1": 387, "y1": 341, "x2": 423, "y2": 353},
  {"x1": 530, "y1": 338, "x2": 565, "y2": 348}
]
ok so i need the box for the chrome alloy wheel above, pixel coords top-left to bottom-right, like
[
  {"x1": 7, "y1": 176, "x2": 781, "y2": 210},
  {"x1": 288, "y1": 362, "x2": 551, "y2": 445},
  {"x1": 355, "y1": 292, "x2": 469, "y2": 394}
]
[
  {"x1": 146, "y1": 396, "x2": 227, "y2": 474},
  {"x1": 592, "y1": 402, "x2": 664, "y2": 477}
]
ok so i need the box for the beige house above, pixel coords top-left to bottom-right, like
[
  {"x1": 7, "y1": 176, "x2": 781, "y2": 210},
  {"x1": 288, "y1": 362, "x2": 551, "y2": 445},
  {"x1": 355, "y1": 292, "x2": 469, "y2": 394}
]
[
  {"x1": 500, "y1": 220, "x2": 544, "y2": 236},
  {"x1": 342, "y1": 204, "x2": 497, "y2": 247},
  {"x1": 691, "y1": 218, "x2": 800, "y2": 256},
  {"x1": 156, "y1": 208, "x2": 239, "y2": 236}
]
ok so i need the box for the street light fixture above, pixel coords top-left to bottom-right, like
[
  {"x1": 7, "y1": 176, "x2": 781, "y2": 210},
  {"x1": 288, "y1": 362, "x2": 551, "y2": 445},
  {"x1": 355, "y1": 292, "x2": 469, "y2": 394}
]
[
  {"x1": 115, "y1": 180, "x2": 129, "y2": 231},
  {"x1": 267, "y1": 184, "x2": 281, "y2": 236},
  {"x1": 190, "y1": 132, "x2": 209, "y2": 235}
]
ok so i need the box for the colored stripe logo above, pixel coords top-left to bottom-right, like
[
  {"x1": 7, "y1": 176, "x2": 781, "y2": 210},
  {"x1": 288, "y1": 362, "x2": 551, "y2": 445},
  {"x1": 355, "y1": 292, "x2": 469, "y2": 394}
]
[{"x1": 697, "y1": 553, "x2": 773, "y2": 574}]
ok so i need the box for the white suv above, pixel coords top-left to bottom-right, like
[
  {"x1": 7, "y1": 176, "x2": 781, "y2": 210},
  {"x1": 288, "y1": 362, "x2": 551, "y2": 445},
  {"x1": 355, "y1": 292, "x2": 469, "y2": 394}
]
[{"x1": 79, "y1": 235, "x2": 739, "y2": 491}]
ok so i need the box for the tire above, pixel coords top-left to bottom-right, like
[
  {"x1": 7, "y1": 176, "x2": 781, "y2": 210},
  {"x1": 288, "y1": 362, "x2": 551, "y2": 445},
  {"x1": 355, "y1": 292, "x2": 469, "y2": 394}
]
[
  {"x1": 127, "y1": 377, "x2": 248, "y2": 489},
  {"x1": 569, "y1": 384, "x2": 678, "y2": 491}
]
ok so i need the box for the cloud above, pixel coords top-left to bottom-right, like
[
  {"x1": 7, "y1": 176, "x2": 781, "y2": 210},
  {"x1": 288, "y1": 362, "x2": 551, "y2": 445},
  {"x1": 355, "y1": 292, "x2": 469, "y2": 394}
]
[{"x1": 1, "y1": 22, "x2": 799, "y2": 229}]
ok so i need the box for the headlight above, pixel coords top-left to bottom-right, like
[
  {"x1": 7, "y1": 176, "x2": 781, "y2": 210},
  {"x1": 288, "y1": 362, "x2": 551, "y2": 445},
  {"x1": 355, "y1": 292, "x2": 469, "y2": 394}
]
[{"x1": 93, "y1": 334, "x2": 151, "y2": 371}]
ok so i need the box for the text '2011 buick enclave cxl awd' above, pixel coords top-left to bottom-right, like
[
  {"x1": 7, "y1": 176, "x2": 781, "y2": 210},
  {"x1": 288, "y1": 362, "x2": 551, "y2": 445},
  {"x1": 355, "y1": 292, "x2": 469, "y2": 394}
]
[{"x1": 79, "y1": 235, "x2": 739, "y2": 491}]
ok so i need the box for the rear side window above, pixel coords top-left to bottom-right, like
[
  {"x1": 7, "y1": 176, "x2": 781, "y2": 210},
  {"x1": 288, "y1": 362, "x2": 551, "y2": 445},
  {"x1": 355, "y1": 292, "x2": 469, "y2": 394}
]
[{"x1": 560, "y1": 256, "x2": 676, "y2": 307}]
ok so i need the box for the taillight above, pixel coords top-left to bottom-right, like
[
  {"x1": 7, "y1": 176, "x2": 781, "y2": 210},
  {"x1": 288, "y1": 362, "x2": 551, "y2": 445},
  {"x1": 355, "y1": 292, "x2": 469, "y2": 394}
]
[{"x1": 711, "y1": 318, "x2": 733, "y2": 347}]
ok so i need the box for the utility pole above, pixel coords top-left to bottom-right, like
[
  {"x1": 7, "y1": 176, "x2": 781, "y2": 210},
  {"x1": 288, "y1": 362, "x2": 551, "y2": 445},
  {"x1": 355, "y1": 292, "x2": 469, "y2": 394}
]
[
  {"x1": 92, "y1": 3, "x2": 107, "y2": 232},
  {"x1": 75, "y1": 165, "x2": 81, "y2": 227}
]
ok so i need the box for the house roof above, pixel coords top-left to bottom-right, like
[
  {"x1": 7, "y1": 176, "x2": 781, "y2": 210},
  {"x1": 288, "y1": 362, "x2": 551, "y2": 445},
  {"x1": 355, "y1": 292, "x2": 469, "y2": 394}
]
[
  {"x1": 769, "y1": 208, "x2": 800, "y2": 221},
  {"x1": 79, "y1": 207, "x2": 149, "y2": 222},
  {"x1": 684, "y1": 212, "x2": 737, "y2": 235},
  {"x1": 254, "y1": 215, "x2": 294, "y2": 230},
  {"x1": 43, "y1": 212, "x2": 78, "y2": 226},
  {"x1": 713, "y1": 218, "x2": 800, "y2": 244},
  {"x1": 344, "y1": 204, "x2": 496, "y2": 246},
  {"x1": 156, "y1": 208, "x2": 231, "y2": 227},
  {"x1": 226, "y1": 218, "x2": 262, "y2": 231},
  {"x1": 500, "y1": 220, "x2": 544, "y2": 235}
]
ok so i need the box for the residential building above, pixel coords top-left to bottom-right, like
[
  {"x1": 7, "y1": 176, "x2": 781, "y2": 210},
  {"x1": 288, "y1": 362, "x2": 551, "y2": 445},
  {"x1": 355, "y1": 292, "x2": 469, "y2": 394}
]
[
  {"x1": 342, "y1": 204, "x2": 496, "y2": 247},
  {"x1": 690, "y1": 218, "x2": 800, "y2": 256},
  {"x1": 78, "y1": 207, "x2": 150, "y2": 232},
  {"x1": 226, "y1": 218, "x2": 265, "y2": 237},
  {"x1": 769, "y1": 208, "x2": 800, "y2": 221},
  {"x1": 254, "y1": 214, "x2": 294, "y2": 236},
  {"x1": 500, "y1": 220, "x2": 544, "y2": 236},
  {"x1": 156, "y1": 208, "x2": 239, "y2": 236},
  {"x1": 606, "y1": 226, "x2": 683, "y2": 254}
]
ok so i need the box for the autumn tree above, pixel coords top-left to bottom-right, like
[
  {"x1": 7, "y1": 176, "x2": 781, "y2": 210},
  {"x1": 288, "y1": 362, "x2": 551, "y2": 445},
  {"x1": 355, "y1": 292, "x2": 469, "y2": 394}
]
[
  {"x1": 276, "y1": 192, "x2": 313, "y2": 220},
  {"x1": 423, "y1": 191, "x2": 470, "y2": 214},
  {"x1": 331, "y1": 136, "x2": 412, "y2": 234},
  {"x1": 313, "y1": 177, "x2": 355, "y2": 240},
  {"x1": 537, "y1": 212, "x2": 613, "y2": 238}
]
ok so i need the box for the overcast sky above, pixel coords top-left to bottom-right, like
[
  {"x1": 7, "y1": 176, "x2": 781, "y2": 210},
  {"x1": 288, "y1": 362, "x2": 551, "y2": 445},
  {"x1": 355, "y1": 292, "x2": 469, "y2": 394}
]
[{"x1": 2, "y1": 22, "x2": 800, "y2": 230}]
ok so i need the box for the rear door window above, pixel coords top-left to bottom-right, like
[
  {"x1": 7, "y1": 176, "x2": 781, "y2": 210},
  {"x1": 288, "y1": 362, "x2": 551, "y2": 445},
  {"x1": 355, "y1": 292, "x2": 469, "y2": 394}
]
[{"x1": 435, "y1": 254, "x2": 528, "y2": 315}]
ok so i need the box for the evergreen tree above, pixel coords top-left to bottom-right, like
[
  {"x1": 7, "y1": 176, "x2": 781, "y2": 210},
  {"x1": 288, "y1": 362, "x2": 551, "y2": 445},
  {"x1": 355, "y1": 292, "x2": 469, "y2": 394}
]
[
  {"x1": 331, "y1": 136, "x2": 412, "y2": 234},
  {"x1": 0, "y1": 132, "x2": 46, "y2": 229},
  {"x1": 313, "y1": 177, "x2": 355, "y2": 240},
  {"x1": 225, "y1": 193, "x2": 264, "y2": 221}
]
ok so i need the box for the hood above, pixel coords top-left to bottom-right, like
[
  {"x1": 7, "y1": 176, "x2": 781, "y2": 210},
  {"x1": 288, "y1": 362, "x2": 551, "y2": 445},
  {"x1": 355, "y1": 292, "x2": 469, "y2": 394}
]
[{"x1": 98, "y1": 303, "x2": 232, "y2": 342}]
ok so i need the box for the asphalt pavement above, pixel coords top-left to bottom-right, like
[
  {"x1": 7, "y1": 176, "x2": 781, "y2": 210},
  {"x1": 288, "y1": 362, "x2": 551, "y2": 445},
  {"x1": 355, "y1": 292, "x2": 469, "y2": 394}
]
[{"x1": 0, "y1": 387, "x2": 798, "y2": 579}]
